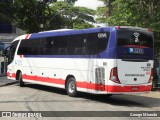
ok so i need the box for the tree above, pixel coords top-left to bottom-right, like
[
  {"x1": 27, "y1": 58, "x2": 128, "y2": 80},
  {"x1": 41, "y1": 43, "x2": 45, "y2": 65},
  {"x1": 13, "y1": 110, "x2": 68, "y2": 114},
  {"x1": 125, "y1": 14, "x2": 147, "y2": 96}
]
[
  {"x1": 65, "y1": 0, "x2": 77, "y2": 3},
  {"x1": 97, "y1": 0, "x2": 160, "y2": 32},
  {"x1": 13, "y1": 0, "x2": 43, "y2": 32},
  {"x1": 50, "y1": 1, "x2": 96, "y2": 29},
  {"x1": 0, "y1": 0, "x2": 14, "y2": 24},
  {"x1": 12, "y1": 0, "x2": 59, "y2": 33},
  {"x1": 12, "y1": 0, "x2": 94, "y2": 32},
  {"x1": 96, "y1": 0, "x2": 115, "y2": 24}
]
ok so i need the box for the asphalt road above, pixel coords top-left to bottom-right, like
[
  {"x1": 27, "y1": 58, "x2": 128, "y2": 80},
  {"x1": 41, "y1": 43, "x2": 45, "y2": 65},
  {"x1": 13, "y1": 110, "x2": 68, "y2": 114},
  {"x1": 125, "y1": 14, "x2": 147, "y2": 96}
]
[{"x1": 0, "y1": 80, "x2": 160, "y2": 120}]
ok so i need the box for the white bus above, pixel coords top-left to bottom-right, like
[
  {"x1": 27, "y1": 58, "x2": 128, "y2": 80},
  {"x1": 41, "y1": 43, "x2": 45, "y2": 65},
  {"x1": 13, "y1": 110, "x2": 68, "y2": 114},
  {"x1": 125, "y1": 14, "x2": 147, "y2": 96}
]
[{"x1": 7, "y1": 26, "x2": 154, "y2": 97}]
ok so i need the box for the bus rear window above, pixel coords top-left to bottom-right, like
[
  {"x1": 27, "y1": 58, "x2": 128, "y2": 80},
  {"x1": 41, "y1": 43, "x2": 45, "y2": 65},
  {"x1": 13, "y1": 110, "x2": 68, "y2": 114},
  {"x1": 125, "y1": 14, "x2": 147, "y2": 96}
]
[{"x1": 117, "y1": 28, "x2": 153, "y2": 48}]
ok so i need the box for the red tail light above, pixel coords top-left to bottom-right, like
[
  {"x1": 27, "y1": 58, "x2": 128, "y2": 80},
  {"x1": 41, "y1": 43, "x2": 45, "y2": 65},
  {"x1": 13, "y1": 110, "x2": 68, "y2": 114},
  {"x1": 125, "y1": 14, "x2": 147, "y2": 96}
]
[
  {"x1": 148, "y1": 68, "x2": 154, "y2": 83},
  {"x1": 110, "y1": 67, "x2": 121, "y2": 84},
  {"x1": 116, "y1": 26, "x2": 121, "y2": 29}
]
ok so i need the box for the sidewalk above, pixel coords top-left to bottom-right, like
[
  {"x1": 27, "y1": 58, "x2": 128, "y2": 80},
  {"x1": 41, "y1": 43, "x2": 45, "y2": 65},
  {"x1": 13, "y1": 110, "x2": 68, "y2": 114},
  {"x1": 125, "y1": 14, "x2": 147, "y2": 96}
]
[{"x1": 0, "y1": 76, "x2": 18, "y2": 87}]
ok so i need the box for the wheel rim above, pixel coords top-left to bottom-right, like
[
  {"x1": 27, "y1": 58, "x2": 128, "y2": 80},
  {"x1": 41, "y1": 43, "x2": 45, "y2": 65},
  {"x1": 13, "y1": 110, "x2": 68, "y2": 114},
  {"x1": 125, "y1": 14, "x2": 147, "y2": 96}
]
[{"x1": 68, "y1": 81, "x2": 75, "y2": 93}]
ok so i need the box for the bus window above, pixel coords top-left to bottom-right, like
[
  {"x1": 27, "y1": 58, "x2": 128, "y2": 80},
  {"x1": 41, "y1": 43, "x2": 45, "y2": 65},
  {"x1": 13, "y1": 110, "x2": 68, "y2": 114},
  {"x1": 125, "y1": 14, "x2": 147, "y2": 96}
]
[
  {"x1": 18, "y1": 38, "x2": 42, "y2": 55},
  {"x1": 10, "y1": 40, "x2": 19, "y2": 62},
  {"x1": 117, "y1": 28, "x2": 153, "y2": 48},
  {"x1": 87, "y1": 32, "x2": 109, "y2": 55},
  {"x1": 54, "y1": 36, "x2": 69, "y2": 55},
  {"x1": 69, "y1": 34, "x2": 86, "y2": 55},
  {"x1": 18, "y1": 40, "x2": 29, "y2": 55},
  {"x1": 29, "y1": 39, "x2": 41, "y2": 55}
]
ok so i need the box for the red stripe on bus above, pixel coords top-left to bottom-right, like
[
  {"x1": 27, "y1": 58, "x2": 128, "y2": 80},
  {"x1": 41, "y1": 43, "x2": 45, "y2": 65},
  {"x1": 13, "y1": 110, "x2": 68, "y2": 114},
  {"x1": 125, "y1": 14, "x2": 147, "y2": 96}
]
[
  {"x1": 122, "y1": 45, "x2": 149, "y2": 48},
  {"x1": 76, "y1": 81, "x2": 105, "y2": 91},
  {"x1": 19, "y1": 55, "x2": 23, "y2": 58},
  {"x1": 22, "y1": 74, "x2": 65, "y2": 85},
  {"x1": 25, "y1": 34, "x2": 30, "y2": 39},
  {"x1": 7, "y1": 72, "x2": 10, "y2": 77},
  {"x1": 7, "y1": 72, "x2": 16, "y2": 78},
  {"x1": 7, "y1": 72, "x2": 152, "y2": 92}
]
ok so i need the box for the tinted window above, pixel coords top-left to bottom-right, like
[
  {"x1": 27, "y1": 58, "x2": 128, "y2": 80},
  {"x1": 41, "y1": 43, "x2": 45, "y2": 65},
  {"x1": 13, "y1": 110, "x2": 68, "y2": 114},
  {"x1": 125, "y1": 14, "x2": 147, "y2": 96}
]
[
  {"x1": 54, "y1": 36, "x2": 69, "y2": 55},
  {"x1": 10, "y1": 40, "x2": 19, "y2": 60},
  {"x1": 29, "y1": 39, "x2": 41, "y2": 55},
  {"x1": 17, "y1": 32, "x2": 110, "y2": 56},
  {"x1": 39, "y1": 38, "x2": 50, "y2": 55},
  {"x1": 117, "y1": 28, "x2": 153, "y2": 48},
  {"x1": 11, "y1": 40, "x2": 19, "y2": 54},
  {"x1": 69, "y1": 34, "x2": 86, "y2": 55},
  {"x1": 87, "y1": 32, "x2": 109, "y2": 55},
  {"x1": 18, "y1": 40, "x2": 29, "y2": 55},
  {"x1": 18, "y1": 39, "x2": 41, "y2": 55}
]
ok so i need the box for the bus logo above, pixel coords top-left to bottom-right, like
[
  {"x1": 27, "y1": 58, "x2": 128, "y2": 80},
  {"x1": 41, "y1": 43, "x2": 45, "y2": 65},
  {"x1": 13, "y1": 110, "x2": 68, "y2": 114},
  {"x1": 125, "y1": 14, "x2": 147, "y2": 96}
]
[
  {"x1": 98, "y1": 33, "x2": 107, "y2": 38},
  {"x1": 129, "y1": 48, "x2": 144, "y2": 54},
  {"x1": 133, "y1": 32, "x2": 140, "y2": 42}
]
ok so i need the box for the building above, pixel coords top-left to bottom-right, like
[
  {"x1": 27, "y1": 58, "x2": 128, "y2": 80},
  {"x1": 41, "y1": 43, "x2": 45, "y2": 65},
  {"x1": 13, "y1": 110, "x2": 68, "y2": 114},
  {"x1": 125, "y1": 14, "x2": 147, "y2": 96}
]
[{"x1": 0, "y1": 23, "x2": 25, "y2": 76}]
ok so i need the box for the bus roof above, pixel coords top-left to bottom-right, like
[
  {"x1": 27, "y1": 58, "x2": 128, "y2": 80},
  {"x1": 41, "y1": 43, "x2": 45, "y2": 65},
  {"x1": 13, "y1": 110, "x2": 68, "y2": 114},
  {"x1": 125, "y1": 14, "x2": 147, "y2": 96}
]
[
  {"x1": 13, "y1": 26, "x2": 150, "y2": 41},
  {"x1": 38, "y1": 29, "x2": 73, "y2": 33},
  {"x1": 29, "y1": 27, "x2": 115, "y2": 39}
]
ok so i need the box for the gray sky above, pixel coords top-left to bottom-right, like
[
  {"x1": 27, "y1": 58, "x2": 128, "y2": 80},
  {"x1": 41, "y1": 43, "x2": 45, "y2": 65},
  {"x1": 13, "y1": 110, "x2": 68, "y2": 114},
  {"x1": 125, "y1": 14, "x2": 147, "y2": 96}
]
[{"x1": 75, "y1": 0, "x2": 104, "y2": 10}]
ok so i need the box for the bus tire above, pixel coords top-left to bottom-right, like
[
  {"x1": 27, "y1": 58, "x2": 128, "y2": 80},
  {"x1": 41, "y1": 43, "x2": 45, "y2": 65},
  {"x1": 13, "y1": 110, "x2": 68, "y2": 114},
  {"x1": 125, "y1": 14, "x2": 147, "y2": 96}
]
[
  {"x1": 106, "y1": 94, "x2": 112, "y2": 97},
  {"x1": 18, "y1": 72, "x2": 25, "y2": 87},
  {"x1": 66, "y1": 77, "x2": 77, "y2": 97}
]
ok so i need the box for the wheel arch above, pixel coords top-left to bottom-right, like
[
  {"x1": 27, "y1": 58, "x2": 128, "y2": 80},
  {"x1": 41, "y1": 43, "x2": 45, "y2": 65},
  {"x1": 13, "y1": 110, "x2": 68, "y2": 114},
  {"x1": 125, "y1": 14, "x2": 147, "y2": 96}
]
[
  {"x1": 65, "y1": 75, "x2": 75, "y2": 89},
  {"x1": 16, "y1": 70, "x2": 21, "y2": 80}
]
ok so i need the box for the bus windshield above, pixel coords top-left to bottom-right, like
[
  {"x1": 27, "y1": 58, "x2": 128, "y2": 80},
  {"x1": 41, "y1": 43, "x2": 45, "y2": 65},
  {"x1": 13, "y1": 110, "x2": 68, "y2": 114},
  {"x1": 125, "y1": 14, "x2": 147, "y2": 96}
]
[
  {"x1": 117, "y1": 28, "x2": 153, "y2": 48},
  {"x1": 9, "y1": 40, "x2": 19, "y2": 63}
]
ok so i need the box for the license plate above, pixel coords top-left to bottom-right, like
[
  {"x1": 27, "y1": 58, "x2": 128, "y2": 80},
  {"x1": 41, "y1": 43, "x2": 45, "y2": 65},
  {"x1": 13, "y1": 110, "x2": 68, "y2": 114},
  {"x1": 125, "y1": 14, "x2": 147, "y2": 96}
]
[{"x1": 131, "y1": 86, "x2": 139, "y2": 90}]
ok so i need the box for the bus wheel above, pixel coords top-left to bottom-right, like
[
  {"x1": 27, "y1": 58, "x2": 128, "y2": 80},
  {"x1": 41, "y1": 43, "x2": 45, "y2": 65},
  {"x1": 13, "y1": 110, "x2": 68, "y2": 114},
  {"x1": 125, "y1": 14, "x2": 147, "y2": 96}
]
[
  {"x1": 66, "y1": 78, "x2": 77, "y2": 97},
  {"x1": 18, "y1": 72, "x2": 25, "y2": 87}
]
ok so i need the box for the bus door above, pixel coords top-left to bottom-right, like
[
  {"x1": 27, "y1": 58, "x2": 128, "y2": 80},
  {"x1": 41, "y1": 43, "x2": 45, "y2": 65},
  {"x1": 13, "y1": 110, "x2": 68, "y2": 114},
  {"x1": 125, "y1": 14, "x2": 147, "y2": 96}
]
[{"x1": 116, "y1": 28, "x2": 153, "y2": 85}]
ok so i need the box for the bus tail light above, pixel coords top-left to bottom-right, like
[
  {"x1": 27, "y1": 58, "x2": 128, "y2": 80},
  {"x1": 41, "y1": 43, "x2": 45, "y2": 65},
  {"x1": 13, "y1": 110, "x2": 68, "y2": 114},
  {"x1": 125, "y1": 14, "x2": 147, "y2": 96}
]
[
  {"x1": 116, "y1": 26, "x2": 121, "y2": 29},
  {"x1": 110, "y1": 67, "x2": 121, "y2": 84},
  {"x1": 148, "y1": 68, "x2": 154, "y2": 83}
]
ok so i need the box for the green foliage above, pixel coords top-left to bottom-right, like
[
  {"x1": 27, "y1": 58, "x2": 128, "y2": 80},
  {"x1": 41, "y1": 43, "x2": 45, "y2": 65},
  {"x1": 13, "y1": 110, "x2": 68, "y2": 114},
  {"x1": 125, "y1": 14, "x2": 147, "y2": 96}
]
[
  {"x1": 96, "y1": 6, "x2": 107, "y2": 24},
  {"x1": 74, "y1": 22, "x2": 94, "y2": 29},
  {"x1": 50, "y1": 1, "x2": 95, "y2": 29},
  {"x1": 9, "y1": 0, "x2": 95, "y2": 33},
  {"x1": 0, "y1": 0, "x2": 13, "y2": 23},
  {"x1": 66, "y1": 0, "x2": 77, "y2": 3},
  {"x1": 13, "y1": 0, "x2": 40, "y2": 32},
  {"x1": 97, "y1": 0, "x2": 160, "y2": 33}
]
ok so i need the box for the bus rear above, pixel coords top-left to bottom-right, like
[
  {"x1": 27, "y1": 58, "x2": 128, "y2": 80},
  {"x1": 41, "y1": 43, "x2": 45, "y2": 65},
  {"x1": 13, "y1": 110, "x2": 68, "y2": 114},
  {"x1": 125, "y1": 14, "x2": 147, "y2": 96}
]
[{"x1": 109, "y1": 26, "x2": 154, "y2": 93}]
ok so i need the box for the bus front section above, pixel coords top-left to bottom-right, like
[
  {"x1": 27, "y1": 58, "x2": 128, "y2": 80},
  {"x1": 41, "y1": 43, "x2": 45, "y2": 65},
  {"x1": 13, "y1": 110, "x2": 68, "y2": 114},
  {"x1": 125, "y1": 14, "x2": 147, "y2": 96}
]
[{"x1": 109, "y1": 27, "x2": 154, "y2": 94}]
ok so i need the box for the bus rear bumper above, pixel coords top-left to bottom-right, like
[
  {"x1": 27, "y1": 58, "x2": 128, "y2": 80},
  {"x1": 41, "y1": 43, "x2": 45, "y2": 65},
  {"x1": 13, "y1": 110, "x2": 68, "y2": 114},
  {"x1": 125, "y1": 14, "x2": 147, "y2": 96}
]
[
  {"x1": 106, "y1": 84, "x2": 152, "y2": 94},
  {"x1": 77, "y1": 82, "x2": 152, "y2": 94}
]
